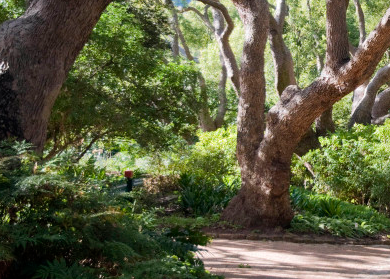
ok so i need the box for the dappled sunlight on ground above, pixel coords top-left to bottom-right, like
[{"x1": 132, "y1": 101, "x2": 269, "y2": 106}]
[{"x1": 197, "y1": 239, "x2": 390, "y2": 279}]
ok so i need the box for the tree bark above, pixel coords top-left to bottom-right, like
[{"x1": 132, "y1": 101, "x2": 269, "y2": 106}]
[
  {"x1": 269, "y1": 0, "x2": 297, "y2": 96},
  {"x1": 372, "y1": 88, "x2": 390, "y2": 119},
  {"x1": 222, "y1": 0, "x2": 295, "y2": 228},
  {"x1": 175, "y1": 0, "x2": 233, "y2": 131},
  {"x1": 223, "y1": 0, "x2": 390, "y2": 228},
  {"x1": 0, "y1": 0, "x2": 112, "y2": 152},
  {"x1": 349, "y1": 64, "x2": 390, "y2": 127},
  {"x1": 197, "y1": 0, "x2": 241, "y2": 96}
]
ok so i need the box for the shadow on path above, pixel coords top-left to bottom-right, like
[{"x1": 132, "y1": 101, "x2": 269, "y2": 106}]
[{"x1": 197, "y1": 239, "x2": 390, "y2": 279}]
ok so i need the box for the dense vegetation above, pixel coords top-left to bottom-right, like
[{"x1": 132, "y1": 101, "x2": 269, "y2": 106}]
[
  {"x1": 0, "y1": 141, "x2": 220, "y2": 279},
  {"x1": 2, "y1": 0, "x2": 390, "y2": 277}
]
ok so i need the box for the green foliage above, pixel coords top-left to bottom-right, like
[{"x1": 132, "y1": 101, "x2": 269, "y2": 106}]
[
  {"x1": 33, "y1": 259, "x2": 94, "y2": 279},
  {"x1": 177, "y1": 126, "x2": 239, "y2": 181},
  {"x1": 157, "y1": 215, "x2": 220, "y2": 230},
  {"x1": 47, "y1": 2, "x2": 200, "y2": 156},
  {"x1": 0, "y1": 0, "x2": 25, "y2": 23},
  {"x1": 292, "y1": 121, "x2": 390, "y2": 211},
  {"x1": 290, "y1": 187, "x2": 390, "y2": 237},
  {"x1": 0, "y1": 142, "x2": 219, "y2": 279},
  {"x1": 178, "y1": 174, "x2": 240, "y2": 216},
  {"x1": 332, "y1": 94, "x2": 353, "y2": 129}
]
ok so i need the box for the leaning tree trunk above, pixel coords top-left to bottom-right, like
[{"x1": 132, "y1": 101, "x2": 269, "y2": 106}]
[
  {"x1": 0, "y1": 0, "x2": 112, "y2": 152},
  {"x1": 223, "y1": 0, "x2": 390, "y2": 228}
]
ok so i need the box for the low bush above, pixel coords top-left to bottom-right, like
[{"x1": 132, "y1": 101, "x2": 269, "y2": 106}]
[
  {"x1": 290, "y1": 187, "x2": 390, "y2": 237},
  {"x1": 143, "y1": 174, "x2": 180, "y2": 195},
  {"x1": 178, "y1": 127, "x2": 239, "y2": 182},
  {"x1": 178, "y1": 174, "x2": 240, "y2": 216},
  {"x1": 292, "y1": 121, "x2": 390, "y2": 211}
]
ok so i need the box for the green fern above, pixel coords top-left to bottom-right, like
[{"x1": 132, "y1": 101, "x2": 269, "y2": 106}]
[{"x1": 33, "y1": 258, "x2": 94, "y2": 279}]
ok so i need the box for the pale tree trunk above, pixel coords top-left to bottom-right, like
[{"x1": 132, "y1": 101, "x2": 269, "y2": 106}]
[
  {"x1": 0, "y1": 0, "x2": 112, "y2": 152},
  {"x1": 223, "y1": 0, "x2": 390, "y2": 228},
  {"x1": 173, "y1": 0, "x2": 235, "y2": 130},
  {"x1": 307, "y1": 0, "x2": 335, "y2": 135},
  {"x1": 269, "y1": 0, "x2": 296, "y2": 96},
  {"x1": 372, "y1": 88, "x2": 390, "y2": 119},
  {"x1": 349, "y1": 64, "x2": 390, "y2": 127},
  {"x1": 172, "y1": 33, "x2": 180, "y2": 59},
  {"x1": 349, "y1": 0, "x2": 370, "y2": 124},
  {"x1": 212, "y1": 8, "x2": 228, "y2": 129},
  {"x1": 351, "y1": 82, "x2": 368, "y2": 113},
  {"x1": 315, "y1": 108, "x2": 335, "y2": 136},
  {"x1": 198, "y1": 0, "x2": 241, "y2": 96},
  {"x1": 167, "y1": 0, "x2": 215, "y2": 130},
  {"x1": 353, "y1": 0, "x2": 366, "y2": 45}
]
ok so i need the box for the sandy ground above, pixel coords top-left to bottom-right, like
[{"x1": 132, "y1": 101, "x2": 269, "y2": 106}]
[{"x1": 197, "y1": 239, "x2": 390, "y2": 279}]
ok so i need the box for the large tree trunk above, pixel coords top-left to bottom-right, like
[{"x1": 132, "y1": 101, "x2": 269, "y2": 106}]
[
  {"x1": 223, "y1": 0, "x2": 390, "y2": 228},
  {"x1": 0, "y1": 0, "x2": 112, "y2": 152},
  {"x1": 221, "y1": 0, "x2": 295, "y2": 228}
]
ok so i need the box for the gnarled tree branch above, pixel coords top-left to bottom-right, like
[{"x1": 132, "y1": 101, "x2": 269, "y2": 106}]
[{"x1": 196, "y1": 0, "x2": 240, "y2": 96}]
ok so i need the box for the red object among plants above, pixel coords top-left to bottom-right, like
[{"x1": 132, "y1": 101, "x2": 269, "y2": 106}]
[{"x1": 124, "y1": 170, "x2": 134, "y2": 178}]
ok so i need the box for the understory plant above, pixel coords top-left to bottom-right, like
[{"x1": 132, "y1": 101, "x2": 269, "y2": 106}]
[
  {"x1": 292, "y1": 121, "x2": 390, "y2": 211},
  {"x1": 0, "y1": 141, "x2": 220, "y2": 279},
  {"x1": 290, "y1": 187, "x2": 390, "y2": 237},
  {"x1": 178, "y1": 174, "x2": 240, "y2": 216}
]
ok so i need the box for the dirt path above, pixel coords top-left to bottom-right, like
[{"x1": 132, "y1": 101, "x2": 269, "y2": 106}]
[{"x1": 197, "y1": 239, "x2": 390, "y2": 279}]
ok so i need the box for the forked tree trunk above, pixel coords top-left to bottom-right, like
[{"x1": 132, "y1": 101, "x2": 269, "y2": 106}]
[
  {"x1": 223, "y1": 0, "x2": 390, "y2": 228},
  {"x1": 222, "y1": 0, "x2": 295, "y2": 228},
  {"x1": 0, "y1": 0, "x2": 112, "y2": 152}
]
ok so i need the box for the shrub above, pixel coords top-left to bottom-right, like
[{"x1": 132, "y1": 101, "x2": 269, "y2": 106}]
[
  {"x1": 178, "y1": 174, "x2": 240, "y2": 216},
  {"x1": 145, "y1": 126, "x2": 239, "y2": 182},
  {"x1": 292, "y1": 121, "x2": 390, "y2": 211},
  {"x1": 179, "y1": 126, "x2": 239, "y2": 182},
  {"x1": 143, "y1": 174, "x2": 180, "y2": 195}
]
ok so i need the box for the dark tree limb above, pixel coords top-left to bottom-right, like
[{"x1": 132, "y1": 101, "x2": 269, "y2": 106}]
[{"x1": 0, "y1": 0, "x2": 112, "y2": 152}]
